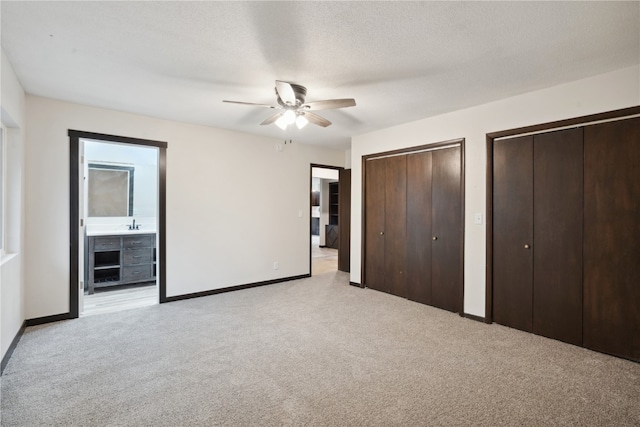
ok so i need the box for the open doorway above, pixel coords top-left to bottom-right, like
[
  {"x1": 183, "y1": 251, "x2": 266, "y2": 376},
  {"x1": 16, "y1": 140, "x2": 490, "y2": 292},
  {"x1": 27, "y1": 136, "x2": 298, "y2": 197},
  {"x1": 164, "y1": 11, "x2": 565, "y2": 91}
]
[
  {"x1": 80, "y1": 139, "x2": 159, "y2": 316},
  {"x1": 69, "y1": 130, "x2": 167, "y2": 320},
  {"x1": 311, "y1": 166, "x2": 340, "y2": 275},
  {"x1": 310, "y1": 164, "x2": 351, "y2": 276}
]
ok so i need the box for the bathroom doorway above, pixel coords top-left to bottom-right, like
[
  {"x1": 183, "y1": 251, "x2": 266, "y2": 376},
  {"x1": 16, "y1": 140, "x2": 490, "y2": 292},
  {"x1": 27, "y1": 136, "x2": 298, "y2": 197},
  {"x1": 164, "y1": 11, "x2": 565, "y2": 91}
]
[
  {"x1": 81, "y1": 139, "x2": 158, "y2": 316},
  {"x1": 69, "y1": 130, "x2": 167, "y2": 319}
]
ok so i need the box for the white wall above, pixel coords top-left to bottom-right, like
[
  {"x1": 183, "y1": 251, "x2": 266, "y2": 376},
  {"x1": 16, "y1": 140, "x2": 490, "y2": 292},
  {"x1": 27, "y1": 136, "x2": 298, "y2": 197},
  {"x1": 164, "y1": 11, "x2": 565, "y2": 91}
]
[
  {"x1": 25, "y1": 96, "x2": 345, "y2": 318},
  {"x1": 311, "y1": 168, "x2": 339, "y2": 181},
  {"x1": 351, "y1": 65, "x2": 640, "y2": 318},
  {"x1": 1, "y1": 49, "x2": 26, "y2": 360}
]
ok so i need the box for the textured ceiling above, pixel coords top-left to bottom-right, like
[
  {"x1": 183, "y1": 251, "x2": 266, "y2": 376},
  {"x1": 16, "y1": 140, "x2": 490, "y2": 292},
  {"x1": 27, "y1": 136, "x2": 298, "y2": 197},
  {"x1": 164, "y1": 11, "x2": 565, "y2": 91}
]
[{"x1": 2, "y1": 1, "x2": 638, "y2": 149}]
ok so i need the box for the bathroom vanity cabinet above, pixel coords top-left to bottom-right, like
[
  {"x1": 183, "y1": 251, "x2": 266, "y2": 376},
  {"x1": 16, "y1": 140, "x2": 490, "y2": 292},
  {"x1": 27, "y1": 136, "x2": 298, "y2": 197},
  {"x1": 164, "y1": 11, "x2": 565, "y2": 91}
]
[{"x1": 86, "y1": 233, "x2": 156, "y2": 294}]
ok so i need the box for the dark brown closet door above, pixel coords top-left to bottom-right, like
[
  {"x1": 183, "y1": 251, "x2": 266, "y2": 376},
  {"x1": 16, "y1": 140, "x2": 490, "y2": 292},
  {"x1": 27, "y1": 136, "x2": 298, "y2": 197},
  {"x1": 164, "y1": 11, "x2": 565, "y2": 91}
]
[
  {"x1": 431, "y1": 147, "x2": 462, "y2": 312},
  {"x1": 406, "y1": 151, "x2": 433, "y2": 305},
  {"x1": 584, "y1": 117, "x2": 640, "y2": 361},
  {"x1": 364, "y1": 158, "x2": 386, "y2": 292},
  {"x1": 493, "y1": 136, "x2": 534, "y2": 332},
  {"x1": 533, "y1": 128, "x2": 583, "y2": 346},
  {"x1": 384, "y1": 155, "x2": 407, "y2": 297}
]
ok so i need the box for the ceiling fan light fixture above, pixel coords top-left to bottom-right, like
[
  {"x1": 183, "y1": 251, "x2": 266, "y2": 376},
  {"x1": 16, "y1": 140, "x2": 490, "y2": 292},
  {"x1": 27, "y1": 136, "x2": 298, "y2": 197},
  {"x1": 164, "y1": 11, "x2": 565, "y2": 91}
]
[
  {"x1": 296, "y1": 114, "x2": 309, "y2": 129},
  {"x1": 275, "y1": 116, "x2": 288, "y2": 130},
  {"x1": 283, "y1": 110, "x2": 296, "y2": 125}
]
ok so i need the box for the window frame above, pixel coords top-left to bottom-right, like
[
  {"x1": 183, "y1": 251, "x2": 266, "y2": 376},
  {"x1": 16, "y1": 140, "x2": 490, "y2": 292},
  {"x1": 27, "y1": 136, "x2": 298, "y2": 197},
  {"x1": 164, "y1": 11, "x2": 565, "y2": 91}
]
[{"x1": 0, "y1": 124, "x2": 5, "y2": 254}]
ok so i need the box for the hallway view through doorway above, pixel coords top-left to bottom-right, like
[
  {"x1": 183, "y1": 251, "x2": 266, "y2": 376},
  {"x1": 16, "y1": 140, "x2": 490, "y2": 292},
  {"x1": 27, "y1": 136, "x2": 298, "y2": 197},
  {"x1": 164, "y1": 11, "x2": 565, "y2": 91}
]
[
  {"x1": 311, "y1": 166, "x2": 340, "y2": 276},
  {"x1": 311, "y1": 235, "x2": 338, "y2": 275}
]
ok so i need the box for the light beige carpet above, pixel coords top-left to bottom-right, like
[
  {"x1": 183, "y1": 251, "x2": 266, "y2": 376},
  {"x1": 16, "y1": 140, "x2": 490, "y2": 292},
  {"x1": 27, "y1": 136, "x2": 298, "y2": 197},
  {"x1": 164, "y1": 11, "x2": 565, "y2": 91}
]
[{"x1": 2, "y1": 272, "x2": 639, "y2": 426}]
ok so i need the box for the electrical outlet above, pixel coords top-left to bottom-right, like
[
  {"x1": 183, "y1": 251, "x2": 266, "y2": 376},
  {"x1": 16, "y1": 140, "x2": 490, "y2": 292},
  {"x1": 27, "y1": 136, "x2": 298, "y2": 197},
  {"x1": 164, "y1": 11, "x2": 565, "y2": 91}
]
[
  {"x1": 474, "y1": 213, "x2": 483, "y2": 225},
  {"x1": 273, "y1": 261, "x2": 279, "y2": 270}
]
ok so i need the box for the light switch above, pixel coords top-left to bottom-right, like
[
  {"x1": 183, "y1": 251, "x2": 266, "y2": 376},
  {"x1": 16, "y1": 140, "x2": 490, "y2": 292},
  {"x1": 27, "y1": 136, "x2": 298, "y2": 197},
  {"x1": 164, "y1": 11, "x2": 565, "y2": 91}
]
[
  {"x1": 298, "y1": 209, "x2": 303, "y2": 218},
  {"x1": 474, "y1": 213, "x2": 483, "y2": 225}
]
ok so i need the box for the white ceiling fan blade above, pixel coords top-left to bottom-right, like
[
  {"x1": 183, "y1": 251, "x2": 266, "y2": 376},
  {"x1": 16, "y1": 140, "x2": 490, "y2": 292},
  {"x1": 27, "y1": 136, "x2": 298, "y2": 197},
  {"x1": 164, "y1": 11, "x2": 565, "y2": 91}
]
[
  {"x1": 305, "y1": 112, "x2": 332, "y2": 127},
  {"x1": 223, "y1": 100, "x2": 276, "y2": 108},
  {"x1": 275, "y1": 81, "x2": 297, "y2": 105},
  {"x1": 261, "y1": 112, "x2": 283, "y2": 125},
  {"x1": 303, "y1": 99, "x2": 356, "y2": 110}
]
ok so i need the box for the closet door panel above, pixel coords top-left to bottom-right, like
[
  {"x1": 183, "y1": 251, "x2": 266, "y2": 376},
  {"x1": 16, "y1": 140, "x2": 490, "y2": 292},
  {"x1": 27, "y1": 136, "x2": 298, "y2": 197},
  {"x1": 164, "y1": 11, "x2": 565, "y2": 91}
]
[
  {"x1": 406, "y1": 151, "x2": 433, "y2": 305},
  {"x1": 533, "y1": 128, "x2": 583, "y2": 346},
  {"x1": 384, "y1": 155, "x2": 407, "y2": 298},
  {"x1": 431, "y1": 146, "x2": 462, "y2": 312},
  {"x1": 584, "y1": 117, "x2": 640, "y2": 361},
  {"x1": 493, "y1": 136, "x2": 534, "y2": 332},
  {"x1": 364, "y1": 158, "x2": 386, "y2": 292}
]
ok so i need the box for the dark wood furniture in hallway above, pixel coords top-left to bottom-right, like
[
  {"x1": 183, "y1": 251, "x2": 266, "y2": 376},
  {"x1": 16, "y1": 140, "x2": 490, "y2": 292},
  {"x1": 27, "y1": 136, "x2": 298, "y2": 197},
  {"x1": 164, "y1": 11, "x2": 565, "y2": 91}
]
[{"x1": 325, "y1": 182, "x2": 339, "y2": 249}]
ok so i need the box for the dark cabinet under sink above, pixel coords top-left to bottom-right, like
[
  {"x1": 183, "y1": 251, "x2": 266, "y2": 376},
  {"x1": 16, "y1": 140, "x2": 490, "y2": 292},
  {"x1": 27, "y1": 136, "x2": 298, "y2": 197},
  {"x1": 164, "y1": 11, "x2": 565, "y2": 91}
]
[{"x1": 86, "y1": 233, "x2": 156, "y2": 294}]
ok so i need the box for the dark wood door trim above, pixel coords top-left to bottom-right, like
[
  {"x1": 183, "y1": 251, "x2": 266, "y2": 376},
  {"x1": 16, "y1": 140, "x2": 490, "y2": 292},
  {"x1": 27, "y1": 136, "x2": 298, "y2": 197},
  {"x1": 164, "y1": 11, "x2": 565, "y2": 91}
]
[
  {"x1": 487, "y1": 106, "x2": 640, "y2": 141},
  {"x1": 338, "y1": 169, "x2": 352, "y2": 272},
  {"x1": 459, "y1": 140, "x2": 466, "y2": 317},
  {"x1": 362, "y1": 139, "x2": 463, "y2": 162},
  {"x1": 67, "y1": 130, "x2": 167, "y2": 321},
  {"x1": 485, "y1": 105, "x2": 640, "y2": 324}
]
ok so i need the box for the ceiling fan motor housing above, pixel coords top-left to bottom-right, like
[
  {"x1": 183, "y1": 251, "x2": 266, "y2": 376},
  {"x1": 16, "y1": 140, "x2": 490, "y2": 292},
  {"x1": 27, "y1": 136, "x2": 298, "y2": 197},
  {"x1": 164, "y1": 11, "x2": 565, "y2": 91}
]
[{"x1": 276, "y1": 83, "x2": 307, "y2": 107}]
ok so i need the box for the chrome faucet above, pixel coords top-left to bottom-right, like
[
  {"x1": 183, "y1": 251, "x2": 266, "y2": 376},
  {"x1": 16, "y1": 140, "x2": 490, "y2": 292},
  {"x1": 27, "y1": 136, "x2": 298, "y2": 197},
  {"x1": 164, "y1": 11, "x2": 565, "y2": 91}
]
[{"x1": 128, "y1": 218, "x2": 140, "y2": 230}]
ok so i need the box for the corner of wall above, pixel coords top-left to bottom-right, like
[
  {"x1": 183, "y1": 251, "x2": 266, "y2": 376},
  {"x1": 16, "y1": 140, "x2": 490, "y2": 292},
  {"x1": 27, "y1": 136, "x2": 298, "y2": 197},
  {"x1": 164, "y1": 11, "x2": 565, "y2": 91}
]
[{"x1": 1, "y1": 48, "x2": 27, "y2": 362}]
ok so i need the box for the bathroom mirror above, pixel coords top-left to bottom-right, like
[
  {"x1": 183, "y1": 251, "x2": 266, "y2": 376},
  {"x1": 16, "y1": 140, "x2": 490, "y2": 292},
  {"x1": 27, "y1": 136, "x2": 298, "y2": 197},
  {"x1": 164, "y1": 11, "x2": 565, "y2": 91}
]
[{"x1": 88, "y1": 164, "x2": 134, "y2": 217}]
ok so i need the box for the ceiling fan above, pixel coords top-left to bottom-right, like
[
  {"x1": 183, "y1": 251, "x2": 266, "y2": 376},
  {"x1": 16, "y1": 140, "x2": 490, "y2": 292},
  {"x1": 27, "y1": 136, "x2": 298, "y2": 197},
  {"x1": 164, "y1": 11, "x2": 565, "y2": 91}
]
[{"x1": 223, "y1": 80, "x2": 356, "y2": 130}]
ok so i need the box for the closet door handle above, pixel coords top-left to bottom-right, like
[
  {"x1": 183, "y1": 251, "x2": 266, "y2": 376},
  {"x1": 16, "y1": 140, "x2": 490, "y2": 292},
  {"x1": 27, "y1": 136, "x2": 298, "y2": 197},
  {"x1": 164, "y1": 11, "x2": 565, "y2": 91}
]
[
  {"x1": 432, "y1": 236, "x2": 438, "y2": 241},
  {"x1": 380, "y1": 231, "x2": 384, "y2": 236},
  {"x1": 524, "y1": 244, "x2": 531, "y2": 249}
]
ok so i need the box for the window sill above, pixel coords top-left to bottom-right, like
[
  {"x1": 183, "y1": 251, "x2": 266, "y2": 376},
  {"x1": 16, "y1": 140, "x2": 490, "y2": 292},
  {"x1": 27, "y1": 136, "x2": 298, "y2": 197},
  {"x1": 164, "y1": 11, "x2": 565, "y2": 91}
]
[{"x1": 1, "y1": 252, "x2": 18, "y2": 266}]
